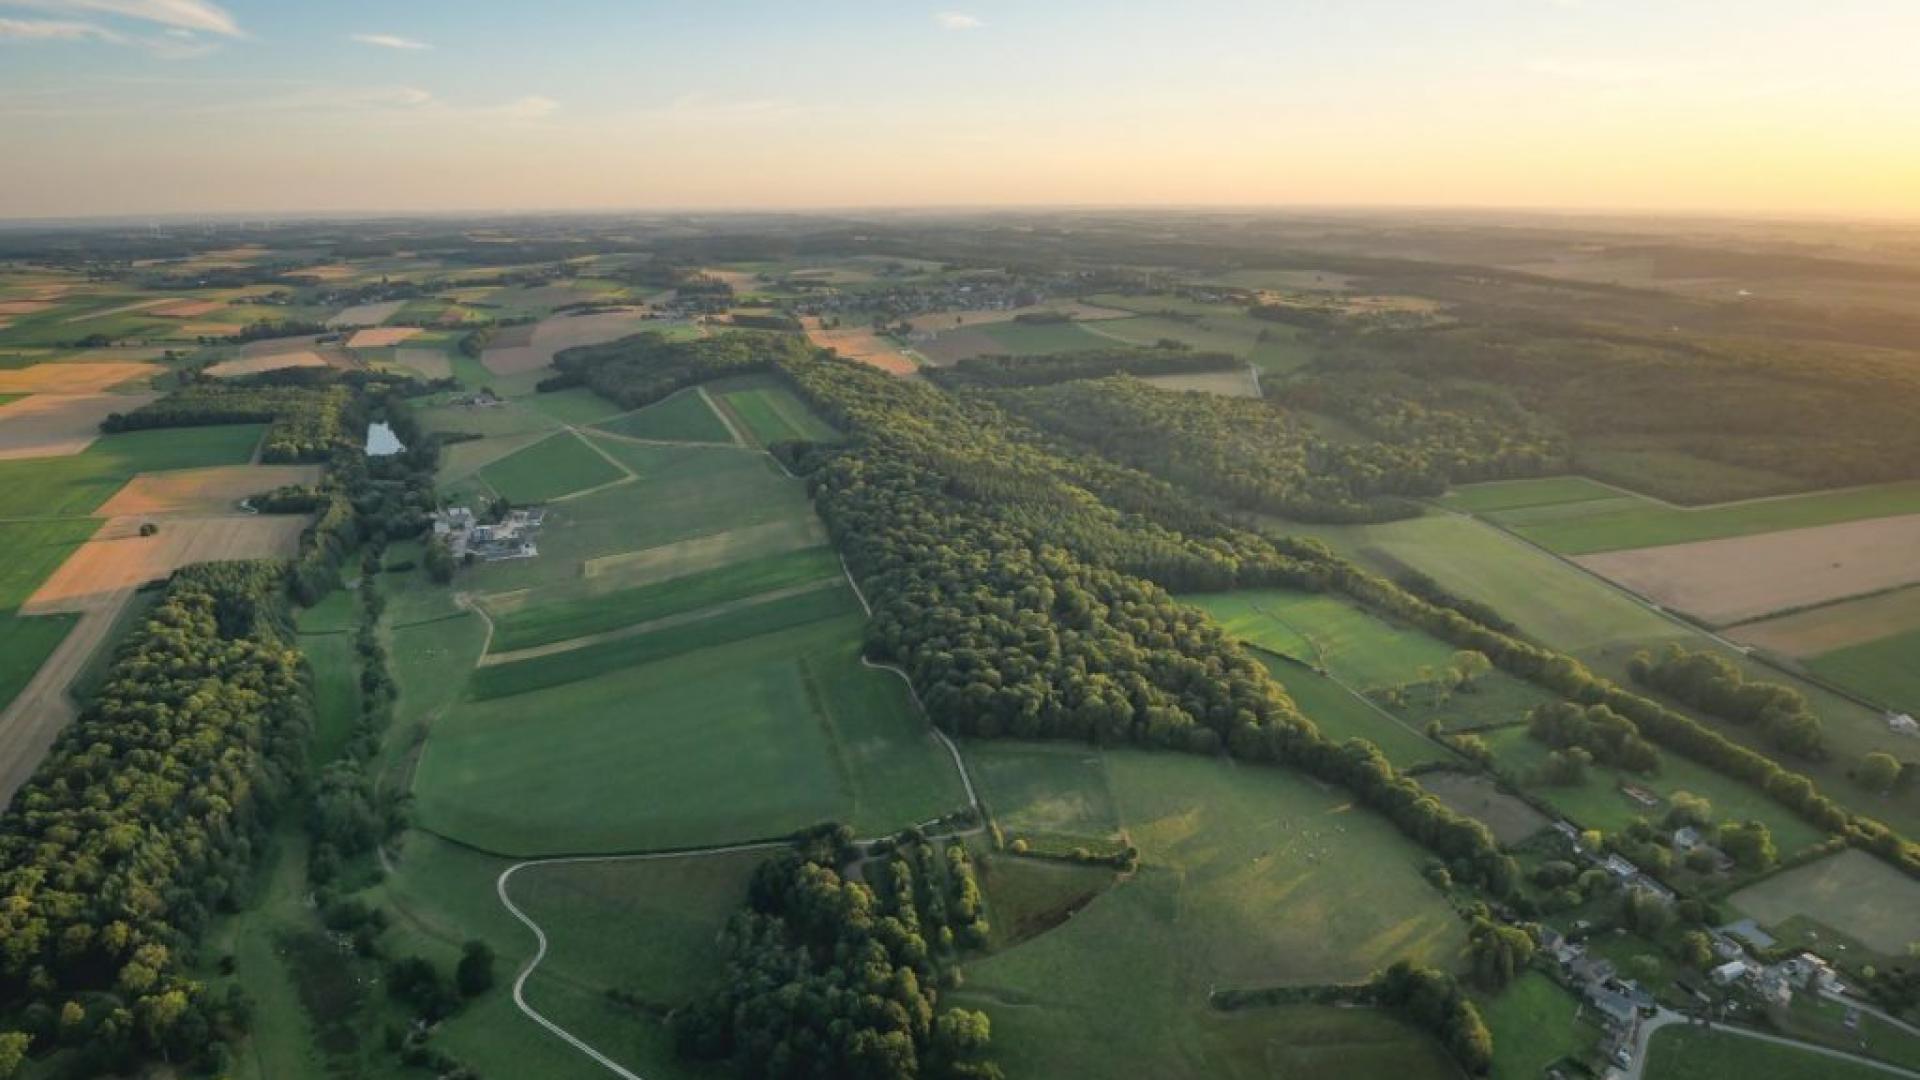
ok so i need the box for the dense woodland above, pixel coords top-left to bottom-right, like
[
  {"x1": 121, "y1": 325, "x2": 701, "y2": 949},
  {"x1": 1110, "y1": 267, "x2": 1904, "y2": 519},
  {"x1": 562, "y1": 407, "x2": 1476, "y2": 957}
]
[
  {"x1": 102, "y1": 383, "x2": 353, "y2": 464},
  {"x1": 0, "y1": 563, "x2": 309, "y2": 1073},
  {"x1": 673, "y1": 826, "x2": 1002, "y2": 1080},
  {"x1": 1300, "y1": 323, "x2": 1920, "y2": 499}
]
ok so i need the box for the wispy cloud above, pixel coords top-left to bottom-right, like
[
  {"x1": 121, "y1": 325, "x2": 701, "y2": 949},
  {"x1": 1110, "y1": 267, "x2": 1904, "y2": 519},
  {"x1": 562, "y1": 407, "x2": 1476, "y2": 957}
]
[
  {"x1": 8, "y1": 0, "x2": 242, "y2": 36},
  {"x1": 934, "y1": 11, "x2": 981, "y2": 30},
  {"x1": 0, "y1": 16, "x2": 120, "y2": 40},
  {"x1": 352, "y1": 32, "x2": 430, "y2": 51}
]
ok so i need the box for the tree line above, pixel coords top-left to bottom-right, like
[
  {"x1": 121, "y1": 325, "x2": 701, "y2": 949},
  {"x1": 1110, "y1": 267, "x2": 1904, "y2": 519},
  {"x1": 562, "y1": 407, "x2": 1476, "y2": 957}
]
[
  {"x1": 1628, "y1": 644, "x2": 1829, "y2": 762},
  {"x1": 925, "y1": 346, "x2": 1243, "y2": 390},
  {"x1": 101, "y1": 382, "x2": 354, "y2": 464}
]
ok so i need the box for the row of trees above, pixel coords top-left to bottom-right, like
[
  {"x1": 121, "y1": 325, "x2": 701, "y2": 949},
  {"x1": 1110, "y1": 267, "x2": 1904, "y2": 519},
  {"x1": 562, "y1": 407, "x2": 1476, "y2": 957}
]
[
  {"x1": 1628, "y1": 645, "x2": 1829, "y2": 761},
  {"x1": 1276, "y1": 536, "x2": 1920, "y2": 878},
  {"x1": 0, "y1": 562, "x2": 311, "y2": 1071},
  {"x1": 1526, "y1": 701, "x2": 1661, "y2": 774},
  {"x1": 672, "y1": 826, "x2": 1001, "y2": 1080}
]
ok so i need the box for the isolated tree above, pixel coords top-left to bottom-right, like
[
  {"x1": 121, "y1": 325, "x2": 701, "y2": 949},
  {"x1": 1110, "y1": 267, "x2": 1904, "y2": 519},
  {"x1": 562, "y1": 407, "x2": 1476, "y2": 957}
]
[
  {"x1": 1858, "y1": 751, "x2": 1902, "y2": 793},
  {"x1": 456, "y1": 940, "x2": 495, "y2": 997},
  {"x1": 1717, "y1": 820, "x2": 1778, "y2": 872},
  {"x1": 1665, "y1": 791, "x2": 1713, "y2": 830},
  {"x1": 1450, "y1": 650, "x2": 1492, "y2": 690}
]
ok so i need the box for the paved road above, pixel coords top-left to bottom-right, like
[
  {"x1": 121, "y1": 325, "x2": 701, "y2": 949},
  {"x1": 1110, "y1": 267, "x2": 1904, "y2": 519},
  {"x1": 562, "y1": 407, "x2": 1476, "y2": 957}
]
[{"x1": 1629, "y1": 1006, "x2": 1920, "y2": 1080}]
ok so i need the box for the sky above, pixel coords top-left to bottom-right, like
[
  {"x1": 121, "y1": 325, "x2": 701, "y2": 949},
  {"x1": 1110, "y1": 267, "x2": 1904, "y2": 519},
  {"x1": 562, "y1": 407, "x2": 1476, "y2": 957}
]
[{"x1": 2, "y1": 0, "x2": 1918, "y2": 220}]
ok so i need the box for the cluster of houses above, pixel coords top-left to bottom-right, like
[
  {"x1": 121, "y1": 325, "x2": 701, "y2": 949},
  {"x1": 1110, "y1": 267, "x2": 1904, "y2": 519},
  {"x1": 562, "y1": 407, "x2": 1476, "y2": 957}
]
[
  {"x1": 794, "y1": 281, "x2": 1051, "y2": 324},
  {"x1": 431, "y1": 505, "x2": 544, "y2": 562}
]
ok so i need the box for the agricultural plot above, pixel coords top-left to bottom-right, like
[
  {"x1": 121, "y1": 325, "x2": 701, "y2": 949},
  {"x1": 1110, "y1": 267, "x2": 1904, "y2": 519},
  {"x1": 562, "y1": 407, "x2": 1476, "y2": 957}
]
[
  {"x1": 951, "y1": 747, "x2": 1467, "y2": 1079},
  {"x1": 480, "y1": 308, "x2": 655, "y2": 375},
  {"x1": 710, "y1": 380, "x2": 838, "y2": 445},
  {"x1": 0, "y1": 612, "x2": 76, "y2": 712},
  {"x1": 0, "y1": 424, "x2": 264, "y2": 518},
  {"x1": 344, "y1": 327, "x2": 422, "y2": 349},
  {"x1": 26, "y1": 515, "x2": 308, "y2": 612},
  {"x1": 474, "y1": 431, "x2": 626, "y2": 503},
  {"x1": 0, "y1": 391, "x2": 159, "y2": 459},
  {"x1": 1263, "y1": 660, "x2": 1451, "y2": 768},
  {"x1": 1807, "y1": 628, "x2": 1920, "y2": 714},
  {"x1": 1575, "y1": 514, "x2": 1920, "y2": 626},
  {"x1": 204, "y1": 351, "x2": 333, "y2": 378},
  {"x1": 415, "y1": 610, "x2": 964, "y2": 855},
  {"x1": 326, "y1": 299, "x2": 408, "y2": 327},
  {"x1": 969, "y1": 742, "x2": 1122, "y2": 852},
  {"x1": 483, "y1": 545, "x2": 839, "y2": 652},
  {"x1": 0, "y1": 360, "x2": 159, "y2": 393},
  {"x1": 1730, "y1": 848, "x2": 1920, "y2": 956},
  {"x1": 591, "y1": 388, "x2": 734, "y2": 444},
  {"x1": 519, "y1": 386, "x2": 627, "y2": 427},
  {"x1": 1479, "y1": 726, "x2": 1829, "y2": 853},
  {"x1": 1730, "y1": 585, "x2": 1920, "y2": 658},
  {"x1": 0, "y1": 521, "x2": 117, "y2": 610},
  {"x1": 1141, "y1": 366, "x2": 1261, "y2": 397},
  {"x1": 1416, "y1": 771, "x2": 1550, "y2": 846},
  {"x1": 1439, "y1": 475, "x2": 1627, "y2": 515},
  {"x1": 1646, "y1": 1024, "x2": 1895, "y2": 1080},
  {"x1": 802, "y1": 317, "x2": 918, "y2": 375},
  {"x1": 1504, "y1": 478, "x2": 1920, "y2": 555},
  {"x1": 95, "y1": 463, "x2": 322, "y2": 516}
]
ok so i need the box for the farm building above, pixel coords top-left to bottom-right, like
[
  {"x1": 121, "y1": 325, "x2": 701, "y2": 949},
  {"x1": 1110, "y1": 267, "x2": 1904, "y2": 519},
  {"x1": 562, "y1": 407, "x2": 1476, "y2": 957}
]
[
  {"x1": 1889, "y1": 713, "x2": 1918, "y2": 736},
  {"x1": 433, "y1": 505, "x2": 545, "y2": 561},
  {"x1": 1710, "y1": 961, "x2": 1749, "y2": 986}
]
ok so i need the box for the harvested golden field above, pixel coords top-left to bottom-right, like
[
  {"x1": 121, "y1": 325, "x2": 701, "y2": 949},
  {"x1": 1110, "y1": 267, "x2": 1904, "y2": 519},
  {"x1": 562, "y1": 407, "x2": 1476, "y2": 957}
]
[
  {"x1": 176, "y1": 322, "x2": 234, "y2": 337},
  {"x1": 62, "y1": 298, "x2": 169, "y2": 323},
  {"x1": 0, "y1": 393, "x2": 157, "y2": 459},
  {"x1": 25, "y1": 515, "x2": 308, "y2": 613},
  {"x1": 395, "y1": 348, "x2": 452, "y2": 379},
  {"x1": 1577, "y1": 513, "x2": 1920, "y2": 626},
  {"x1": 204, "y1": 350, "x2": 332, "y2": 378},
  {"x1": 802, "y1": 317, "x2": 917, "y2": 376},
  {"x1": 94, "y1": 464, "x2": 323, "y2": 517},
  {"x1": 0, "y1": 362, "x2": 159, "y2": 394},
  {"x1": 347, "y1": 326, "x2": 425, "y2": 348},
  {"x1": 0, "y1": 300, "x2": 53, "y2": 316},
  {"x1": 481, "y1": 308, "x2": 656, "y2": 375},
  {"x1": 1729, "y1": 585, "x2": 1920, "y2": 658}
]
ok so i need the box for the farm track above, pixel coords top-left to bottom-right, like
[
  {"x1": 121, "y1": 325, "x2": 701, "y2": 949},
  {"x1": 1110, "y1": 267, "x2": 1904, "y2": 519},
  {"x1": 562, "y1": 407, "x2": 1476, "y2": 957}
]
[{"x1": 480, "y1": 551, "x2": 981, "y2": 1077}]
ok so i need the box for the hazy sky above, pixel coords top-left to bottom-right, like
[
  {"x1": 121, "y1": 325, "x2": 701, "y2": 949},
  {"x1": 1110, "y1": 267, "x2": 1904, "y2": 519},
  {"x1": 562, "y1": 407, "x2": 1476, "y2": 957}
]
[{"x1": 2, "y1": 0, "x2": 1918, "y2": 219}]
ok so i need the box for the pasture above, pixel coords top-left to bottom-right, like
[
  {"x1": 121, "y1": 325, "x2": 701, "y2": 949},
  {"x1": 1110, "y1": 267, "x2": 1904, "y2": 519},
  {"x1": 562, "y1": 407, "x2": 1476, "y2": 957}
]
[
  {"x1": 1477, "y1": 972, "x2": 1599, "y2": 1080},
  {"x1": 1646, "y1": 1024, "x2": 1893, "y2": 1080},
  {"x1": 1439, "y1": 475, "x2": 1625, "y2": 514},
  {"x1": 415, "y1": 611, "x2": 966, "y2": 855},
  {"x1": 1185, "y1": 587, "x2": 1465, "y2": 691},
  {"x1": 592, "y1": 388, "x2": 734, "y2": 444},
  {"x1": 1575, "y1": 513, "x2": 1920, "y2": 626},
  {"x1": 1480, "y1": 726, "x2": 1829, "y2": 853},
  {"x1": 1266, "y1": 661, "x2": 1451, "y2": 767},
  {"x1": 1808, "y1": 627, "x2": 1920, "y2": 714},
  {"x1": 484, "y1": 545, "x2": 839, "y2": 652},
  {"x1": 952, "y1": 747, "x2": 1467, "y2": 1078},
  {"x1": 1417, "y1": 771, "x2": 1550, "y2": 846},
  {"x1": 474, "y1": 431, "x2": 627, "y2": 503},
  {"x1": 1730, "y1": 848, "x2": 1920, "y2": 955},
  {"x1": 519, "y1": 386, "x2": 627, "y2": 427}
]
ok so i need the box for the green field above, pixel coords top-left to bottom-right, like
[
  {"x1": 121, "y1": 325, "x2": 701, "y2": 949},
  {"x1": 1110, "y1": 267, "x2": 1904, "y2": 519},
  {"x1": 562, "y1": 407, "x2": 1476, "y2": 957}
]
[
  {"x1": 1646, "y1": 1024, "x2": 1894, "y2": 1080},
  {"x1": 1265, "y1": 659, "x2": 1452, "y2": 767},
  {"x1": 474, "y1": 430, "x2": 627, "y2": 503},
  {"x1": 417, "y1": 610, "x2": 966, "y2": 855},
  {"x1": 0, "y1": 518, "x2": 101, "y2": 609},
  {"x1": 470, "y1": 585, "x2": 859, "y2": 699},
  {"x1": 972, "y1": 319, "x2": 1120, "y2": 356},
  {"x1": 1440, "y1": 475, "x2": 1626, "y2": 514},
  {"x1": 951, "y1": 745, "x2": 1467, "y2": 1078},
  {"x1": 0, "y1": 611, "x2": 76, "y2": 711},
  {"x1": 1498, "y1": 479, "x2": 1920, "y2": 555},
  {"x1": 713, "y1": 382, "x2": 838, "y2": 445},
  {"x1": 1479, "y1": 972, "x2": 1600, "y2": 1080},
  {"x1": 297, "y1": 629, "x2": 361, "y2": 763},
  {"x1": 1809, "y1": 627, "x2": 1920, "y2": 714},
  {"x1": 1082, "y1": 310, "x2": 1315, "y2": 373},
  {"x1": 592, "y1": 389, "x2": 735, "y2": 444},
  {"x1": 485, "y1": 545, "x2": 839, "y2": 652},
  {"x1": 969, "y1": 742, "x2": 1121, "y2": 852},
  {"x1": 521, "y1": 386, "x2": 628, "y2": 426},
  {"x1": 1729, "y1": 848, "x2": 1920, "y2": 955},
  {"x1": 1482, "y1": 725, "x2": 1829, "y2": 853},
  {"x1": 0, "y1": 423, "x2": 265, "y2": 518},
  {"x1": 1186, "y1": 587, "x2": 1469, "y2": 691}
]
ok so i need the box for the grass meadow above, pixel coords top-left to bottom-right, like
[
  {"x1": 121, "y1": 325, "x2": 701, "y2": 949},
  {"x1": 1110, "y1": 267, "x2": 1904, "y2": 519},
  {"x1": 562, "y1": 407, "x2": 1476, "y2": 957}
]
[
  {"x1": 1728, "y1": 848, "x2": 1920, "y2": 955},
  {"x1": 711, "y1": 380, "x2": 839, "y2": 445},
  {"x1": 1185, "y1": 587, "x2": 1467, "y2": 691},
  {"x1": 485, "y1": 545, "x2": 839, "y2": 652},
  {"x1": 417, "y1": 611, "x2": 966, "y2": 855},
  {"x1": 951, "y1": 745, "x2": 1467, "y2": 1078},
  {"x1": 1477, "y1": 971, "x2": 1600, "y2": 1080},
  {"x1": 592, "y1": 389, "x2": 735, "y2": 444},
  {"x1": 1646, "y1": 1024, "x2": 1893, "y2": 1080},
  {"x1": 1808, "y1": 627, "x2": 1920, "y2": 715},
  {"x1": 0, "y1": 611, "x2": 76, "y2": 710},
  {"x1": 475, "y1": 431, "x2": 626, "y2": 503}
]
